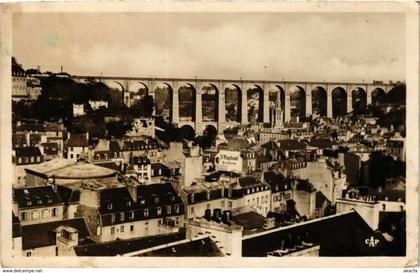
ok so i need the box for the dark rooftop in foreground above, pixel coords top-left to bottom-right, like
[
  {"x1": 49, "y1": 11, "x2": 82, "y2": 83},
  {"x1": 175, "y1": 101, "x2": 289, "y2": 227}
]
[
  {"x1": 21, "y1": 218, "x2": 91, "y2": 250},
  {"x1": 74, "y1": 231, "x2": 186, "y2": 256},
  {"x1": 135, "y1": 236, "x2": 224, "y2": 257},
  {"x1": 242, "y1": 211, "x2": 397, "y2": 257}
]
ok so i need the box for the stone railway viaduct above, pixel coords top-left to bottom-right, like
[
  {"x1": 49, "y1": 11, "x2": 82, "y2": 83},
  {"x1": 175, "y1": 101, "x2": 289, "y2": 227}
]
[{"x1": 72, "y1": 75, "x2": 396, "y2": 133}]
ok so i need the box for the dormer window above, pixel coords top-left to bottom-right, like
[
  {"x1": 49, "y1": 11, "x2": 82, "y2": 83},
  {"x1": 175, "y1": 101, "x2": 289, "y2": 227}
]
[
  {"x1": 36, "y1": 196, "x2": 42, "y2": 205},
  {"x1": 25, "y1": 198, "x2": 32, "y2": 206},
  {"x1": 174, "y1": 204, "x2": 179, "y2": 213},
  {"x1": 138, "y1": 196, "x2": 145, "y2": 206},
  {"x1": 153, "y1": 195, "x2": 159, "y2": 204},
  {"x1": 169, "y1": 193, "x2": 175, "y2": 202},
  {"x1": 166, "y1": 205, "x2": 171, "y2": 214},
  {"x1": 126, "y1": 200, "x2": 131, "y2": 207},
  {"x1": 129, "y1": 211, "x2": 134, "y2": 220},
  {"x1": 120, "y1": 212, "x2": 125, "y2": 221},
  {"x1": 157, "y1": 207, "x2": 162, "y2": 216},
  {"x1": 46, "y1": 195, "x2": 52, "y2": 204},
  {"x1": 190, "y1": 193, "x2": 195, "y2": 204},
  {"x1": 107, "y1": 202, "x2": 113, "y2": 210},
  {"x1": 111, "y1": 214, "x2": 115, "y2": 223},
  {"x1": 143, "y1": 209, "x2": 149, "y2": 217}
]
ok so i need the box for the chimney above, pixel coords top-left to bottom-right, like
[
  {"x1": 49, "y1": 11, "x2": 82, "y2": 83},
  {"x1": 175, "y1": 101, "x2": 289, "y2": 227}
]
[
  {"x1": 212, "y1": 208, "x2": 222, "y2": 223},
  {"x1": 204, "y1": 209, "x2": 212, "y2": 221},
  {"x1": 222, "y1": 210, "x2": 232, "y2": 225},
  {"x1": 37, "y1": 65, "x2": 40, "y2": 72}
]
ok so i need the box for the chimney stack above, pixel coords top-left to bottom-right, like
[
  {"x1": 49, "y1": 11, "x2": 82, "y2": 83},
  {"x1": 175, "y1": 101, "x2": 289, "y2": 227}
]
[
  {"x1": 204, "y1": 209, "x2": 212, "y2": 221},
  {"x1": 212, "y1": 208, "x2": 222, "y2": 223}
]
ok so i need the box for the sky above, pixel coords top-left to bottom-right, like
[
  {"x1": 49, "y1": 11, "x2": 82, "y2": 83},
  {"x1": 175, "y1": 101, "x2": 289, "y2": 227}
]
[{"x1": 12, "y1": 12, "x2": 405, "y2": 82}]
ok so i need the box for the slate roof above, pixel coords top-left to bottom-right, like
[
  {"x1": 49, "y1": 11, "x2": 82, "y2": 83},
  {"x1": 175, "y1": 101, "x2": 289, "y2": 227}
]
[
  {"x1": 56, "y1": 185, "x2": 80, "y2": 204},
  {"x1": 15, "y1": 147, "x2": 42, "y2": 157},
  {"x1": 66, "y1": 133, "x2": 89, "y2": 147},
  {"x1": 238, "y1": 176, "x2": 261, "y2": 188},
  {"x1": 277, "y1": 140, "x2": 306, "y2": 151},
  {"x1": 21, "y1": 218, "x2": 91, "y2": 250},
  {"x1": 74, "y1": 232, "x2": 185, "y2": 256},
  {"x1": 99, "y1": 183, "x2": 184, "y2": 226},
  {"x1": 315, "y1": 191, "x2": 330, "y2": 208},
  {"x1": 263, "y1": 172, "x2": 292, "y2": 193},
  {"x1": 232, "y1": 211, "x2": 265, "y2": 230},
  {"x1": 204, "y1": 170, "x2": 241, "y2": 182},
  {"x1": 41, "y1": 142, "x2": 59, "y2": 155},
  {"x1": 16, "y1": 124, "x2": 45, "y2": 133},
  {"x1": 136, "y1": 236, "x2": 223, "y2": 257},
  {"x1": 13, "y1": 186, "x2": 63, "y2": 209},
  {"x1": 260, "y1": 141, "x2": 279, "y2": 150},
  {"x1": 308, "y1": 139, "x2": 334, "y2": 149},
  {"x1": 242, "y1": 211, "x2": 392, "y2": 257}
]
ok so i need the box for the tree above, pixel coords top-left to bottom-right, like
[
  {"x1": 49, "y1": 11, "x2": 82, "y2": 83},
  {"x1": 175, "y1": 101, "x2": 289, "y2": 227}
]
[
  {"x1": 130, "y1": 95, "x2": 154, "y2": 118},
  {"x1": 195, "y1": 125, "x2": 217, "y2": 149}
]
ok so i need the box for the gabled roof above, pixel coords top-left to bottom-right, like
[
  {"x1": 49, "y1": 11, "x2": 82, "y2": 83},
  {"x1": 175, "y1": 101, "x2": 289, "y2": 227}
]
[
  {"x1": 21, "y1": 218, "x2": 91, "y2": 250},
  {"x1": 13, "y1": 186, "x2": 63, "y2": 209},
  {"x1": 56, "y1": 185, "x2": 80, "y2": 204},
  {"x1": 316, "y1": 191, "x2": 330, "y2": 208}
]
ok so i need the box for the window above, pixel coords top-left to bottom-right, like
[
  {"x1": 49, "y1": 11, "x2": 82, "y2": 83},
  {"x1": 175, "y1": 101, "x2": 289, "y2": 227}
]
[
  {"x1": 206, "y1": 203, "x2": 210, "y2": 210},
  {"x1": 174, "y1": 204, "x2": 179, "y2": 213},
  {"x1": 129, "y1": 211, "x2": 134, "y2": 220},
  {"x1": 190, "y1": 206, "x2": 194, "y2": 215},
  {"x1": 111, "y1": 214, "x2": 115, "y2": 223},
  {"x1": 144, "y1": 209, "x2": 149, "y2": 217},
  {"x1": 107, "y1": 202, "x2": 113, "y2": 210},
  {"x1": 32, "y1": 210, "x2": 39, "y2": 219},
  {"x1": 167, "y1": 206, "x2": 171, "y2": 214},
  {"x1": 26, "y1": 252, "x2": 32, "y2": 257},
  {"x1": 111, "y1": 227, "x2": 115, "y2": 235},
  {"x1": 130, "y1": 225, "x2": 134, "y2": 232},
  {"x1": 120, "y1": 225, "x2": 124, "y2": 233},
  {"x1": 228, "y1": 201, "x2": 232, "y2": 209},
  {"x1": 120, "y1": 212, "x2": 125, "y2": 221},
  {"x1": 21, "y1": 211, "x2": 26, "y2": 220},
  {"x1": 18, "y1": 158, "x2": 22, "y2": 164},
  {"x1": 157, "y1": 207, "x2": 162, "y2": 216},
  {"x1": 52, "y1": 208, "x2": 57, "y2": 217},
  {"x1": 30, "y1": 156, "x2": 34, "y2": 163},
  {"x1": 145, "y1": 222, "x2": 149, "y2": 231},
  {"x1": 42, "y1": 209, "x2": 50, "y2": 218},
  {"x1": 382, "y1": 204, "x2": 386, "y2": 211}
]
